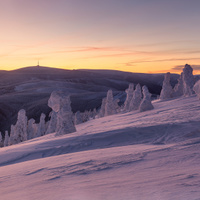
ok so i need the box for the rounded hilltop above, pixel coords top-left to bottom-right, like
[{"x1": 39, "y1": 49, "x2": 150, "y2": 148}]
[{"x1": 11, "y1": 65, "x2": 70, "y2": 74}]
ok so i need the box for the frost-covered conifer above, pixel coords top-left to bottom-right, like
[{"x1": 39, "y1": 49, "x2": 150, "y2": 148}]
[
  {"x1": 88, "y1": 110, "x2": 94, "y2": 120},
  {"x1": 129, "y1": 84, "x2": 142, "y2": 111},
  {"x1": 139, "y1": 86, "x2": 154, "y2": 112},
  {"x1": 0, "y1": 132, "x2": 3, "y2": 147},
  {"x1": 9, "y1": 109, "x2": 28, "y2": 145},
  {"x1": 4, "y1": 131, "x2": 9, "y2": 147},
  {"x1": 173, "y1": 73, "x2": 184, "y2": 97},
  {"x1": 27, "y1": 118, "x2": 38, "y2": 139},
  {"x1": 82, "y1": 110, "x2": 90, "y2": 122},
  {"x1": 98, "y1": 98, "x2": 106, "y2": 118},
  {"x1": 114, "y1": 98, "x2": 120, "y2": 113},
  {"x1": 74, "y1": 111, "x2": 82, "y2": 125},
  {"x1": 193, "y1": 80, "x2": 200, "y2": 99},
  {"x1": 105, "y1": 90, "x2": 118, "y2": 116},
  {"x1": 8, "y1": 125, "x2": 15, "y2": 145},
  {"x1": 48, "y1": 91, "x2": 76, "y2": 135},
  {"x1": 182, "y1": 64, "x2": 194, "y2": 96},
  {"x1": 36, "y1": 113, "x2": 46, "y2": 137},
  {"x1": 46, "y1": 111, "x2": 57, "y2": 134},
  {"x1": 160, "y1": 72, "x2": 173, "y2": 100},
  {"x1": 124, "y1": 83, "x2": 134, "y2": 111},
  {"x1": 92, "y1": 108, "x2": 97, "y2": 119}
]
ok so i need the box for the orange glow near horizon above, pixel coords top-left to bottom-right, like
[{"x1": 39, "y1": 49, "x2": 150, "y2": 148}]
[
  {"x1": 1, "y1": 45, "x2": 200, "y2": 75},
  {"x1": 1, "y1": 1, "x2": 200, "y2": 74}
]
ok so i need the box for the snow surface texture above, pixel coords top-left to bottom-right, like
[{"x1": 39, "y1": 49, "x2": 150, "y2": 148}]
[{"x1": 1, "y1": 96, "x2": 200, "y2": 199}]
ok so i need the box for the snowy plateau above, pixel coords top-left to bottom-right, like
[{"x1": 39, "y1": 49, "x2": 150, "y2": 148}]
[{"x1": 1, "y1": 95, "x2": 200, "y2": 200}]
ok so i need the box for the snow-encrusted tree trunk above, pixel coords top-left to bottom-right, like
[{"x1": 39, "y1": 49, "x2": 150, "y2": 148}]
[
  {"x1": 74, "y1": 111, "x2": 82, "y2": 125},
  {"x1": 182, "y1": 64, "x2": 195, "y2": 96},
  {"x1": 139, "y1": 85, "x2": 154, "y2": 112},
  {"x1": 4, "y1": 131, "x2": 9, "y2": 147},
  {"x1": 173, "y1": 72, "x2": 184, "y2": 97},
  {"x1": 48, "y1": 91, "x2": 76, "y2": 136},
  {"x1": 9, "y1": 109, "x2": 28, "y2": 145},
  {"x1": 105, "y1": 90, "x2": 118, "y2": 116},
  {"x1": 45, "y1": 111, "x2": 57, "y2": 134},
  {"x1": 36, "y1": 113, "x2": 46, "y2": 137},
  {"x1": 129, "y1": 84, "x2": 142, "y2": 111},
  {"x1": 160, "y1": 72, "x2": 173, "y2": 100},
  {"x1": 124, "y1": 83, "x2": 134, "y2": 111}
]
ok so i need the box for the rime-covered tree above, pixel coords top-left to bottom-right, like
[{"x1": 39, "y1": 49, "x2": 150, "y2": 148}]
[
  {"x1": 88, "y1": 109, "x2": 95, "y2": 120},
  {"x1": 92, "y1": 108, "x2": 97, "y2": 119},
  {"x1": 48, "y1": 91, "x2": 76, "y2": 135},
  {"x1": 4, "y1": 131, "x2": 9, "y2": 147},
  {"x1": 74, "y1": 111, "x2": 83, "y2": 125},
  {"x1": 194, "y1": 80, "x2": 200, "y2": 99},
  {"x1": 98, "y1": 98, "x2": 106, "y2": 118},
  {"x1": 124, "y1": 83, "x2": 134, "y2": 111},
  {"x1": 82, "y1": 110, "x2": 90, "y2": 122},
  {"x1": 173, "y1": 73, "x2": 184, "y2": 97},
  {"x1": 129, "y1": 84, "x2": 142, "y2": 111},
  {"x1": 9, "y1": 109, "x2": 28, "y2": 145},
  {"x1": 36, "y1": 113, "x2": 46, "y2": 137},
  {"x1": 182, "y1": 64, "x2": 194, "y2": 96},
  {"x1": 160, "y1": 72, "x2": 173, "y2": 100},
  {"x1": 0, "y1": 132, "x2": 3, "y2": 147},
  {"x1": 139, "y1": 85, "x2": 154, "y2": 112},
  {"x1": 27, "y1": 118, "x2": 38, "y2": 139},
  {"x1": 45, "y1": 111, "x2": 57, "y2": 134},
  {"x1": 105, "y1": 90, "x2": 118, "y2": 116}
]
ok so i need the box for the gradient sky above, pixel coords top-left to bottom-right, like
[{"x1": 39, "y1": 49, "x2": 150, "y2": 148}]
[{"x1": 1, "y1": 0, "x2": 200, "y2": 73}]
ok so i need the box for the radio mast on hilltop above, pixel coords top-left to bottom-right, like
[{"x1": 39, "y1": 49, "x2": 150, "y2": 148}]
[{"x1": 37, "y1": 60, "x2": 40, "y2": 67}]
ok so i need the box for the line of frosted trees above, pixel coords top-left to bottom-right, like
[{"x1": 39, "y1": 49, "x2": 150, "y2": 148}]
[
  {"x1": 0, "y1": 82, "x2": 154, "y2": 147},
  {"x1": 1, "y1": 64, "x2": 198, "y2": 148},
  {"x1": 159, "y1": 64, "x2": 196, "y2": 100},
  {"x1": 0, "y1": 91, "x2": 76, "y2": 148}
]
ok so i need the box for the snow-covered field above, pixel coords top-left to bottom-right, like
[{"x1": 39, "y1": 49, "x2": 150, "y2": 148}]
[{"x1": 1, "y1": 95, "x2": 200, "y2": 200}]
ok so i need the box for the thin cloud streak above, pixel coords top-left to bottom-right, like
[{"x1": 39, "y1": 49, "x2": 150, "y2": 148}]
[
  {"x1": 2, "y1": 41, "x2": 200, "y2": 60},
  {"x1": 133, "y1": 40, "x2": 200, "y2": 48},
  {"x1": 122, "y1": 57, "x2": 200, "y2": 66},
  {"x1": 172, "y1": 65, "x2": 200, "y2": 71}
]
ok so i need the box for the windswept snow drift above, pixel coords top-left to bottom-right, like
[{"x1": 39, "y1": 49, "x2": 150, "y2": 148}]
[{"x1": 1, "y1": 96, "x2": 200, "y2": 200}]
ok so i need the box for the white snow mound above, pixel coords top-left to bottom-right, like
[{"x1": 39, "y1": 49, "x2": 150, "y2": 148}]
[{"x1": 1, "y1": 95, "x2": 200, "y2": 200}]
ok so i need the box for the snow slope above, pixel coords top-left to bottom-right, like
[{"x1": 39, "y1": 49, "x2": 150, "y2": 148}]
[{"x1": 1, "y1": 95, "x2": 200, "y2": 200}]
